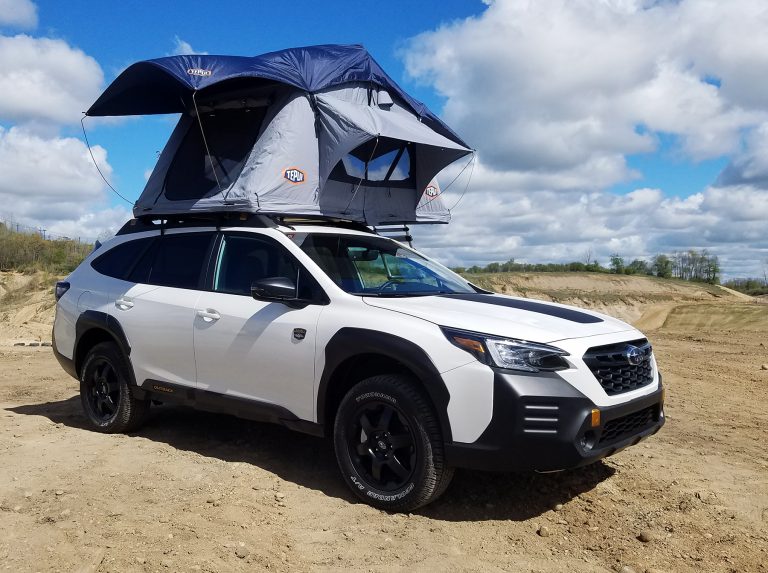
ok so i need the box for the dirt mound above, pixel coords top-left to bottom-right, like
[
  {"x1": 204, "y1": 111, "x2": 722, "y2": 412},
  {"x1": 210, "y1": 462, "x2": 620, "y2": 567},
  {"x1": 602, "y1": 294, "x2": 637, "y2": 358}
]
[
  {"x1": 466, "y1": 272, "x2": 753, "y2": 326},
  {"x1": 0, "y1": 271, "x2": 57, "y2": 344}
]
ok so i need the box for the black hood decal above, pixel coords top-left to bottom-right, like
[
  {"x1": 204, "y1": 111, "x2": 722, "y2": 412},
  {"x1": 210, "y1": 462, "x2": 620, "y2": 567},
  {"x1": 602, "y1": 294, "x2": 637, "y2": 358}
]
[{"x1": 440, "y1": 293, "x2": 604, "y2": 324}]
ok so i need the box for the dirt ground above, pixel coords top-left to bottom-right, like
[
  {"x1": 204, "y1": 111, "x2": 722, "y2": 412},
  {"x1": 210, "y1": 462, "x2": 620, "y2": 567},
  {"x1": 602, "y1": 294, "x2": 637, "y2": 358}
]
[{"x1": 1, "y1": 273, "x2": 767, "y2": 572}]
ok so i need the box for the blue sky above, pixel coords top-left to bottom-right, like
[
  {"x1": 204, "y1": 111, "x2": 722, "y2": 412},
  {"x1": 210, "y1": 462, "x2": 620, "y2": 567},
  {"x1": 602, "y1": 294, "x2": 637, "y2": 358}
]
[{"x1": 1, "y1": 0, "x2": 767, "y2": 278}]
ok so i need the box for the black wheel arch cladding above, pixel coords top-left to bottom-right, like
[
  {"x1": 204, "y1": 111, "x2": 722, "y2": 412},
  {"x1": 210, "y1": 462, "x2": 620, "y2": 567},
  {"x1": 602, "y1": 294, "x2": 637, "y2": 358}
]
[
  {"x1": 318, "y1": 328, "x2": 452, "y2": 442},
  {"x1": 75, "y1": 311, "x2": 137, "y2": 387}
]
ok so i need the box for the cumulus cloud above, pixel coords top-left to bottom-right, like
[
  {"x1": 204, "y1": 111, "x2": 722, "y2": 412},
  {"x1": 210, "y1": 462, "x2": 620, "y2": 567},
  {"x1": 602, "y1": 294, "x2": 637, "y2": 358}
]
[
  {"x1": 0, "y1": 0, "x2": 37, "y2": 30},
  {"x1": 170, "y1": 36, "x2": 208, "y2": 56},
  {"x1": 414, "y1": 182, "x2": 767, "y2": 279},
  {"x1": 0, "y1": 34, "x2": 104, "y2": 126},
  {"x1": 0, "y1": 126, "x2": 123, "y2": 239},
  {"x1": 404, "y1": 0, "x2": 768, "y2": 174},
  {"x1": 404, "y1": 0, "x2": 768, "y2": 277}
]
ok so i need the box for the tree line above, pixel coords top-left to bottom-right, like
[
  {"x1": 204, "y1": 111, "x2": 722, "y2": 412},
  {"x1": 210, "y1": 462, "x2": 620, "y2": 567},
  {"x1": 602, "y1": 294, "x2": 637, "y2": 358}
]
[
  {"x1": 722, "y1": 278, "x2": 768, "y2": 296},
  {"x1": 454, "y1": 249, "x2": 722, "y2": 284},
  {"x1": 0, "y1": 222, "x2": 93, "y2": 274}
]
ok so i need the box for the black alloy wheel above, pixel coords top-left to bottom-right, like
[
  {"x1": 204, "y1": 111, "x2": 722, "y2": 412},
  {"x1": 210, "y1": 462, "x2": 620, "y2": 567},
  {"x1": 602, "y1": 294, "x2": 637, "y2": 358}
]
[
  {"x1": 84, "y1": 358, "x2": 120, "y2": 423},
  {"x1": 348, "y1": 400, "x2": 417, "y2": 491},
  {"x1": 334, "y1": 374, "x2": 454, "y2": 511},
  {"x1": 80, "y1": 342, "x2": 149, "y2": 433}
]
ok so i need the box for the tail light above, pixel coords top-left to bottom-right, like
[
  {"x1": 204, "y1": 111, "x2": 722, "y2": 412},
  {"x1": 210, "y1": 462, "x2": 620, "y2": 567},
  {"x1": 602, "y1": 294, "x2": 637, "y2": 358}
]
[{"x1": 55, "y1": 281, "x2": 70, "y2": 301}]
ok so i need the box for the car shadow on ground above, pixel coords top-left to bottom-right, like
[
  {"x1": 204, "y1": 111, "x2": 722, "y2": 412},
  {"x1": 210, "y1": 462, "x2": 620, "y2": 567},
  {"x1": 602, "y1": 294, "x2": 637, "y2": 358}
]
[{"x1": 7, "y1": 397, "x2": 615, "y2": 522}]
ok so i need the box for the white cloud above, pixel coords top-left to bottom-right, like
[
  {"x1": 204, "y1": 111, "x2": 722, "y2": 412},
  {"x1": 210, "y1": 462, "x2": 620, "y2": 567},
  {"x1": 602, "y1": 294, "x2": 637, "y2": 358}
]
[
  {"x1": 170, "y1": 35, "x2": 207, "y2": 56},
  {"x1": 0, "y1": 29, "x2": 128, "y2": 240},
  {"x1": 0, "y1": 126, "x2": 126, "y2": 239},
  {"x1": 0, "y1": 0, "x2": 37, "y2": 30},
  {"x1": 0, "y1": 34, "x2": 104, "y2": 127},
  {"x1": 404, "y1": 0, "x2": 768, "y2": 174},
  {"x1": 404, "y1": 0, "x2": 768, "y2": 278}
]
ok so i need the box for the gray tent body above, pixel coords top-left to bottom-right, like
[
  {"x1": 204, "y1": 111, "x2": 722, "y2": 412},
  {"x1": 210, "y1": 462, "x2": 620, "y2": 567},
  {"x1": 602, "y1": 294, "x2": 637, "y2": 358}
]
[{"x1": 137, "y1": 83, "x2": 469, "y2": 224}]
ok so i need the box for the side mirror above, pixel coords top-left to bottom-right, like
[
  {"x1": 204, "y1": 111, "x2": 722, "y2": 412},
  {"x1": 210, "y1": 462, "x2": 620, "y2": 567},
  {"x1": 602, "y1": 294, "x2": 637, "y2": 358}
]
[{"x1": 251, "y1": 277, "x2": 297, "y2": 303}]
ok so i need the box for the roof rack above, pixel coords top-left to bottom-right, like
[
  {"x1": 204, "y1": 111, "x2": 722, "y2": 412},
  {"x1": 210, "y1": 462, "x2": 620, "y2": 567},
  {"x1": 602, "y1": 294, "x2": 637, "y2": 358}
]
[
  {"x1": 275, "y1": 216, "x2": 375, "y2": 235},
  {"x1": 115, "y1": 212, "x2": 277, "y2": 236}
]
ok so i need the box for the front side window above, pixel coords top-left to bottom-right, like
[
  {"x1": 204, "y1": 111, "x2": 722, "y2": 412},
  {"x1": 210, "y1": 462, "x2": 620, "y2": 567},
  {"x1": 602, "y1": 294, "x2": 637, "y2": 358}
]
[
  {"x1": 214, "y1": 233, "x2": 323, "y2": 301},
  {"x1": 298, "y1": 234, "x2": 476, "y2": 297}
]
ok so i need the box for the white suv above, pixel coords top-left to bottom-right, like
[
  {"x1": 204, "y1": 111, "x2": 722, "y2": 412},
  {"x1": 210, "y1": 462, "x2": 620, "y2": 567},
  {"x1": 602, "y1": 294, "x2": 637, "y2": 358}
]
[{"x1": 52, "y1": 215, "x2": 664, "y2": 511}]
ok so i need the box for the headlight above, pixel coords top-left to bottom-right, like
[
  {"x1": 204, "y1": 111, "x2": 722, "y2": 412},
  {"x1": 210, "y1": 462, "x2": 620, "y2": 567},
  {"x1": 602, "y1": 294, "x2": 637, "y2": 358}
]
[{"x1": 442, "y1": 327, "x2": 570, "y2": 372}]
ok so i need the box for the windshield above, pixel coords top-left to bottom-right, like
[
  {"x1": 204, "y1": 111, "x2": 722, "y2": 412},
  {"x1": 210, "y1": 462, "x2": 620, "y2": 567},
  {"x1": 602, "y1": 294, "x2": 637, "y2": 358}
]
[{"x1": 297, "y1": 233, "x2": 477, "y2": 297}]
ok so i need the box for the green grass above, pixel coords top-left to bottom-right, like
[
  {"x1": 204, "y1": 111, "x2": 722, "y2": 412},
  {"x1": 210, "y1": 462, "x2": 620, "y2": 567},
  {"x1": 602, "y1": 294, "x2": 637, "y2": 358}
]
[{"x1": 0, "y1": 223, "x2": 92, "y2": 274}]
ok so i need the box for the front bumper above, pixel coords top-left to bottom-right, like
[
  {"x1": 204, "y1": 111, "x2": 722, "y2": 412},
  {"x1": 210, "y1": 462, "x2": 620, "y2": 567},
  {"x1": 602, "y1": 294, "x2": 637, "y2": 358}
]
[{"x1": 445, "y1": 369, "x2": 664, "y2": 472}]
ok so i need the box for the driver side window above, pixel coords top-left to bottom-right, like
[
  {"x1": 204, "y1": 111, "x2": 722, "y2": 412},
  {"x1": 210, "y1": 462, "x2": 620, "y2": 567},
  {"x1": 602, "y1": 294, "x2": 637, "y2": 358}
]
[{"x1": 214, "y1": 234, "x2": 322, "y2": 300}]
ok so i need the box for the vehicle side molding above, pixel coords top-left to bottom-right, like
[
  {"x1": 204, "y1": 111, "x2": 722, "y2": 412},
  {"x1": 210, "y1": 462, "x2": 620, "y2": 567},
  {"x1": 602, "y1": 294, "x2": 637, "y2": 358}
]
[{"x1": 140, "y1": 380, "x2": 325, "y2": 436}]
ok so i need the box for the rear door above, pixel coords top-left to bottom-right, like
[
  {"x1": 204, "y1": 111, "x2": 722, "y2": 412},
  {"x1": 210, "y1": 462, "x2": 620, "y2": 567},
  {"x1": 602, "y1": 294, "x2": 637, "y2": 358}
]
[
  {"x1": 111, "y1": 230, "x2": 216, "y2": 388},
  {"x1": 193, "y1": 232, "x2": 327, "y2": 421}
]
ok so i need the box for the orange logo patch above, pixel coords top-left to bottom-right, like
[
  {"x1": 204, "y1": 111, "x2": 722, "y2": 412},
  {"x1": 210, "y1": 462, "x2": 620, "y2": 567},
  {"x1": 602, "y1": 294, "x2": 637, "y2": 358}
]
[{"x1": 283, "y1": 167, "x2": 306, "y2": 184}]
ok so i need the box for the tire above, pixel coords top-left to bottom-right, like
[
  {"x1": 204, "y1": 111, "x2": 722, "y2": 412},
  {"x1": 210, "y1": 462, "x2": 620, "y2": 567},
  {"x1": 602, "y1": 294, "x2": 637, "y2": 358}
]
[
  {"x1": 333, "y1": 374, "x2": 454, "y2": 512},
  {"x1": 80, "y1": 341, "x2": 149, "y2": 433}
]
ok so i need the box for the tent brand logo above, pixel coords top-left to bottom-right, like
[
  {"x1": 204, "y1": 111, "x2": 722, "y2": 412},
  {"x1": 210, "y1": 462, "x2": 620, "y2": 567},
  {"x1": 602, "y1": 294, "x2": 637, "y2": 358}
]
[
  {"x1": 186, "y1": 68, "x2": 212, "y2": 77},
  {"x1": 424, "y1": 185, "x2": 439, "y2": 197},
  {"x1": 283, "y1": 168, "x2": 306, "y2": 184}
]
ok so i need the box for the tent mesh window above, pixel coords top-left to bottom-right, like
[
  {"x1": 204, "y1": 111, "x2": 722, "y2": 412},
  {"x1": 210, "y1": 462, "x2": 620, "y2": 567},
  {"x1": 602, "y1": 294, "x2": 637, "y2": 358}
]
[
  {"x1": 164, "y1": 107, "x2": 267, "y2": 200},
  {"x1": 330, "y1": 138, "x2": 414, "y2": 188}
]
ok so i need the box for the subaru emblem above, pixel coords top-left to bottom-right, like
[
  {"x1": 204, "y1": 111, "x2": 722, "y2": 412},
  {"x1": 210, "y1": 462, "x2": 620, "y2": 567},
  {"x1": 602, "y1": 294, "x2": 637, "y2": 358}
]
[{"x1": 625, "y1": 345, "x2": 643, "y2": 366}]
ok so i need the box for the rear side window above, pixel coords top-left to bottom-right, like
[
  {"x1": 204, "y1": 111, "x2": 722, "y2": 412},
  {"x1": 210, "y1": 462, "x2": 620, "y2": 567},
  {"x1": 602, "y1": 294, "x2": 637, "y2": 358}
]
[
  {"x1": 131, "y1": 232, "x2": 214, "y2": 289},
  {"x1": 91, "y1": 237, "x2": 154, "y2": 280}
]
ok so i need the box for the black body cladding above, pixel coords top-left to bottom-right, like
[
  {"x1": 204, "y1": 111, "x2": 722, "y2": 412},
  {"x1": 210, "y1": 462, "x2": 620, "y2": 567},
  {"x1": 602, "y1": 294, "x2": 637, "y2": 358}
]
[
  {"x1": 318, "y1": 328, "x2": 452, "y2": 441},
  {"x1": 445, "y1": 370, "x2": 664, "y2": 472}
]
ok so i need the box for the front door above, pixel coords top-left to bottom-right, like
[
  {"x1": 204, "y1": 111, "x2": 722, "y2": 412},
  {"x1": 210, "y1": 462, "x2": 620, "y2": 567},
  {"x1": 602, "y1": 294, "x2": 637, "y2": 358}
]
[{"x1": 193, "y1": 233, "x2": 326, "y2": 422}]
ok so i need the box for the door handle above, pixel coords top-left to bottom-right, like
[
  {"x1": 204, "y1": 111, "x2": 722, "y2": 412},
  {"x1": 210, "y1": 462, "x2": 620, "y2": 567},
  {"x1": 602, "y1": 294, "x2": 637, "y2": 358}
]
[
  {"x1": 115, "y1": 297, "x2": 134, "y2": 310},
  {"x1": 196, "y1": 309, "x2": 221, "y2": 322}
]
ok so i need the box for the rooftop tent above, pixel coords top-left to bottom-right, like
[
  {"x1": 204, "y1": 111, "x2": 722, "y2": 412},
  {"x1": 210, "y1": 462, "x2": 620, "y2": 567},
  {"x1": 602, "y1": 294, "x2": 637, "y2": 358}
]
[{"x1": 87, "y1": 45, "x2": 472, "y2": 225}]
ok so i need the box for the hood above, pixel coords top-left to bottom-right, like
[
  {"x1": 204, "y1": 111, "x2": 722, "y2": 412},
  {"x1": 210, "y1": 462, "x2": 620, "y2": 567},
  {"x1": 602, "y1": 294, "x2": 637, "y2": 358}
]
[{"x1": 363, "y1": 293, "x2": 637, "y2": 343}]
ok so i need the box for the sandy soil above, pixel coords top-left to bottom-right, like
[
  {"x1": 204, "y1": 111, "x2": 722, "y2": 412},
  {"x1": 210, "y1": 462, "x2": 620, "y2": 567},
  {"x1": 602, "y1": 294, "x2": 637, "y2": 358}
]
[{"x1": 1, "y1": 273, "x2": 767, "y2": 572}]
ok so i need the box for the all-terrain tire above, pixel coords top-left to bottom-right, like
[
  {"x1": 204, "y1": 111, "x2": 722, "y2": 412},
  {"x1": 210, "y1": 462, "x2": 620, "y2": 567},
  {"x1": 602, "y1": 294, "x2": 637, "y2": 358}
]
[
  {"x1": 333, "y1": 374, "x2": 454, "y2": 512},
  {"x1": 80, "y1": 341, "x2": 149, "y2": 433}
]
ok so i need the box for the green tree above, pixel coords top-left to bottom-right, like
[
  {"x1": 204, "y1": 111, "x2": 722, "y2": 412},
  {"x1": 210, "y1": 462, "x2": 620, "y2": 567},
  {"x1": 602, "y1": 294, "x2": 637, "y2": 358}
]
[
  {"x1": 652, "y1": 254, "x2": 672, "y2": 278},
  {"x1": 609, "y1": 254, "x2": 625, "y2": 274}
]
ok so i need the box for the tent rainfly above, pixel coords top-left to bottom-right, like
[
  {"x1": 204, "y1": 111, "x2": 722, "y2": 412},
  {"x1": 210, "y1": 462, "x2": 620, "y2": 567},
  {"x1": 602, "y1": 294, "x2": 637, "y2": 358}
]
[{"x1": 87, "y1": 44, "x2": 473, "y2": 225}]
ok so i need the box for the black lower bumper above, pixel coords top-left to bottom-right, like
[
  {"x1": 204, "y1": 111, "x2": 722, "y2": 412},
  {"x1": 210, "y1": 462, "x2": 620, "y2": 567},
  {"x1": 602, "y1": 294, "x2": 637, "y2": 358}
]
[{"x1": 445, "y1": 369, "x2": 665, "y2": 472}]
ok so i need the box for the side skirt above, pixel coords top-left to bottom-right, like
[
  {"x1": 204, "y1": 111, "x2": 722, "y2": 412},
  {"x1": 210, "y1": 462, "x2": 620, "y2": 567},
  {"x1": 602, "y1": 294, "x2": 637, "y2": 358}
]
[{"x1": 140, "y1": 380, "x2": 325, "y2": 437}]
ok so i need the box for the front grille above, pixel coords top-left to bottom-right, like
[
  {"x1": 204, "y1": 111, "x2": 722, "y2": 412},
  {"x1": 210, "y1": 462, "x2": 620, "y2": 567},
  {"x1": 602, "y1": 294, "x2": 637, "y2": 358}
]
[
  {"x1": 598, "y1": 405, "x2": 659, "y2": 446},
  {"x1": 583, "y1": 338, "x2": 654, "y2": 396}
]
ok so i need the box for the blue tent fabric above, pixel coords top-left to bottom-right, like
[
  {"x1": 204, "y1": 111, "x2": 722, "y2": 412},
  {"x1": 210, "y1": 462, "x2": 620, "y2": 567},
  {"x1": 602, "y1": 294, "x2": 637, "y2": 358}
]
[{"x1": 87, "y1": 44, "x2": 467, "y2": 148}]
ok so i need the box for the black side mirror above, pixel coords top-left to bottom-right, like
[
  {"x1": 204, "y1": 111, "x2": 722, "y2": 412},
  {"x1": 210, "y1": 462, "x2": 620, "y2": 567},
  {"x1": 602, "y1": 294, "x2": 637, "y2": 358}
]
[{"x1": 251, "y1": 277, "x2": 298, "y2": 303}]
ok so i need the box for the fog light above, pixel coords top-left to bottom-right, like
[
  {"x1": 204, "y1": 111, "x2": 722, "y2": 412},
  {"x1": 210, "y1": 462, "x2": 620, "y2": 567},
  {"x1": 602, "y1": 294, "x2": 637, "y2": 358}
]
[
  {"x1": 591, "y1": 408, "x2": 600, "y2": 428},
  {"x1": 580, "y1": 430, "x2": 596, "y2": 452}
]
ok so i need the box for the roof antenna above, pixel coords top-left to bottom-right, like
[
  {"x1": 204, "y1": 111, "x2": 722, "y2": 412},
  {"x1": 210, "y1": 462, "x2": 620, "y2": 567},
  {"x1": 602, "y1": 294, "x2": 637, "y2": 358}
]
[
  {"x1": 80, "y1": 114, "x2": 133, "y2": 205},
  {"x1": 191, "y1": 91, "x2": 226, "y2": 198}
]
